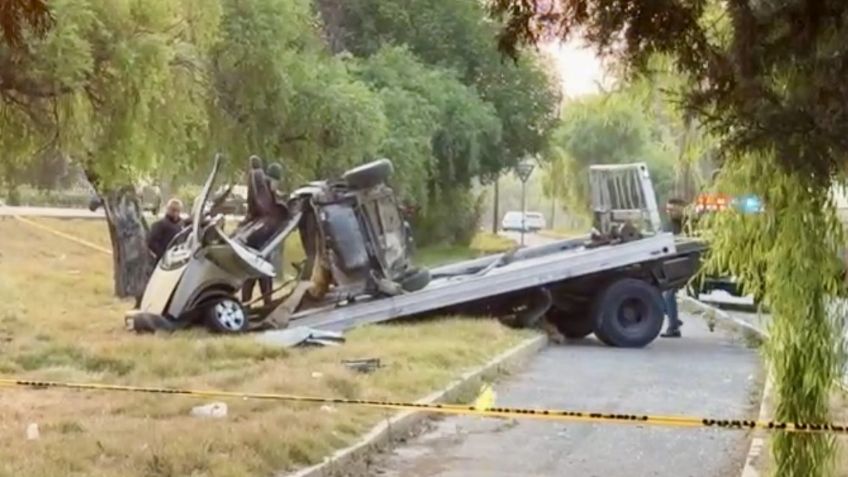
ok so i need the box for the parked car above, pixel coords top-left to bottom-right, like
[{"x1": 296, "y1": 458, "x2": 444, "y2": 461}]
[{"x1": 501, "y1": 211, "x2": 546, "y2": 232}]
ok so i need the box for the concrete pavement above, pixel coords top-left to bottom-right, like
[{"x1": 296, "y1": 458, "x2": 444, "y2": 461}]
[{"x1": 372, "y1": 316, "x2": 760, "y2": 477}]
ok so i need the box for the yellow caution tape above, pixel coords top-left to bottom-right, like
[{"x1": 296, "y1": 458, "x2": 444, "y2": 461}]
[
  {"x1": 1, "y1": 377, "x2": 846, "y2": 434},
  {"x1": 13, "y1": 215, "x2": 112, "y2": 255}
]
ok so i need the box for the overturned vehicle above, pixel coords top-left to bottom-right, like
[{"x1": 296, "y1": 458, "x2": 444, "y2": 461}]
[{"x1": 127, "y1": 155, "x2": 429, "y2": 333}]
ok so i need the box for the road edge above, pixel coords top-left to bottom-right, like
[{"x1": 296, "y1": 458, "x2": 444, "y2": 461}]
[
  {"x1": 281, "y1": 333, "x2": 548, "y2": 477},
  {"x1": 740, "y1": 373, "x2": 774, "y2": 477},
  {"x1": 677, "y1": 297, "x2": 771, "y2": 477}
]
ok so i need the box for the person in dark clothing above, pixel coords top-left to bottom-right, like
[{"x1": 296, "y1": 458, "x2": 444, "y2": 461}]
[
  {"x1": 147, "y1": 198, "x2": 186, "y2": 263},
  {"x1": 241, "y1": 161, "x2": 287, "y2": 306},
  {"x1": 661, "y1": 197, "x2": 687, "y2": 338}
]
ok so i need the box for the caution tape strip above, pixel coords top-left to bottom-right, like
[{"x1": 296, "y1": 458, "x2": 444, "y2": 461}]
[
  {"x1": 13, "y1": 215, "x2": 113, "y2": 255},
  {"x1": 2, "y1": 378, "x2": 847, "y2": 434}
]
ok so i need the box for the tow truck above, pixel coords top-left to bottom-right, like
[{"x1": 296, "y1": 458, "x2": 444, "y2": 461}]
[{"x1": 287, "y1": 162, "x2": 705, "y2": 348}]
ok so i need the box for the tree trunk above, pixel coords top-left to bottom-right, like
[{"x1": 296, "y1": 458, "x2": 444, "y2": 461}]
[{"x1": 101, "y1": 186, "x2": 153, "y2": 299}]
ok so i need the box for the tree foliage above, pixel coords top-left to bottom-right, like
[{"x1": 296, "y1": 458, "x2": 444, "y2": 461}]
[
  {"x1": 335, "y1": 0, "x2": 561, "y2": 178},
  {"x1": 0, "y1": 0, "x2": 53, "y2": 48},
  {"x1": 543, "y1": 90, "x2": 675, "y2": 214},
  {"x1": 492, "y1": 1, "x2": 848, "y2": 475}
]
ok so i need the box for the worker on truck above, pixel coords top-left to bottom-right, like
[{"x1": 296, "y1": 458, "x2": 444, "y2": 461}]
[{"x1": 662, "y1": 197, "x2": 686, "y2": 338}]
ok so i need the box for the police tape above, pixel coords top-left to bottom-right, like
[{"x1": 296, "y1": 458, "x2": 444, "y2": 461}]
[
  {"x1": 13, "y1": 215, "x2": 113, "y2": 255},
  {"x1": 1, "y1": 377, "x2": 847, "y2": 434}
]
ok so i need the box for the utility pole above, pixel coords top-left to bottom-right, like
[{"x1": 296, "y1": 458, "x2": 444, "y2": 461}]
[
  {"x1": 492, "y1": 175, "x2": 499, "y2": 234},
  {"x1": 515, "y1": 157, "x2": 536, "y2": 247}
]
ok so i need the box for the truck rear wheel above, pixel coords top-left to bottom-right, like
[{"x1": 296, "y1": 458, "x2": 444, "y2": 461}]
[
  {"x1": 592, "y1": 278, "x2": 664, "y2": 348},
  {"x1": 546, "y1": 306, "x2": 593, "y2": 339}
]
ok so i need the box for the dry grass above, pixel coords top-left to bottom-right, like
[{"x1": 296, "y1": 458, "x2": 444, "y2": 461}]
[
  {"x1": 415, "y1": 232, "x2": 516, "y2": 267},
  {"x1": 0, "y1": 217, "x2": 530, "y2": 477}
]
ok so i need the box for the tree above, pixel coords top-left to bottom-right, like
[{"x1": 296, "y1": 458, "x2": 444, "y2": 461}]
[
  {"x1": 353, "y1": 45, "x2": 502, "y2": 244},
  {"x1": 209, "y1": 0, "x2": 387, "y2": 187},
  {"x1": 492, "y1": 1, "x2": 848, "y2": 475},
  {"x1": 543, "y1": 92, "x2": 677, "y2": 213},
  {"x1": 2, "y1": 0, "x2": 393, "y2": 295},
  {"x1": 323, "y1": 0, "x2": 561, "y2": 243},
  {"x1": 0, "y1": 0, "x2": 53, "y2": 48}
]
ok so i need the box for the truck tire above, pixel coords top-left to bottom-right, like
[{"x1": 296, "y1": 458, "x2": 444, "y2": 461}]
[
  {"x1": 546, "y1": 306, "x2": 593, "y2": 339},
  {"x1": 592, "y1": 278, "x2": 664, "y2": 348},
  {"x1": 400, "y1": 267, "x2": 430, "y2": 292},
  {"x1": 343, "y1": 159, "x2": 393, "y2": 190}
]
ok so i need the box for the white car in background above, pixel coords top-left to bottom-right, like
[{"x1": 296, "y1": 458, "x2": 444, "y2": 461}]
[{"x1": 501, "y1": 211, "x2": 546, "y2": 232}]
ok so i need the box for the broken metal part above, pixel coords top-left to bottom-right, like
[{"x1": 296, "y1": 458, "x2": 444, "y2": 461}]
[{"x1": 342, "y1": 358, "x2": 382, "y2": 373}]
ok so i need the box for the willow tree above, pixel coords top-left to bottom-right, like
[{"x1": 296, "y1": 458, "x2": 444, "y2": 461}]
[
  {"x1": 0, "y1": 0, "x2": 216, "y2": 297},
  {"x1": 492, "y1": 1, "x2": 848, "y2": 475}
]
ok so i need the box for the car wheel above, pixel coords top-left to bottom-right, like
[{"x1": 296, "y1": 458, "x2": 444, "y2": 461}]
[
  {"x1": 400, "y1": 267, "x2": 431, "y2": 292},
  {"x1": 343, "y1": 159, "x2": 394, "y2": 190},
  {"x1": 546, "y1": 306, "x2": 593, "y2": 339},
  {"x1": 592, "y1": 278, "x2": 664, "y2": 348},
  {"x1": 204, "y1": 298, "x2": 248, "y2": 333}
]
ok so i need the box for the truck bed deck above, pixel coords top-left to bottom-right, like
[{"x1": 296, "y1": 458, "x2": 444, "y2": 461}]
[{"x1": 292, "y1": 233, "x2": 700, "y2": 332}]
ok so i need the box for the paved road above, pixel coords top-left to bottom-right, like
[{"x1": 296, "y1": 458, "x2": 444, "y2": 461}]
[{"x1": 373, "y1": 316, "x2": 760, "y2": 477}]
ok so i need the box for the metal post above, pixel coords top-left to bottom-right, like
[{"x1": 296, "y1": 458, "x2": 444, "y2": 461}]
[
  {"x1": 492, "y1": 176, "x2": 500, "y2": 235},
  {"x1": 520, "y1": 179, "x2": 526, "y2": 246}
]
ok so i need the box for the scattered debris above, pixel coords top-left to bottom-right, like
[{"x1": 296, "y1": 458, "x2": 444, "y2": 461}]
[
  {"x1": 26, "y1": 423, "x2": 39, "y2": 441},
  {"x1": 190, "y1": 402, "x2": 228, "y2": 418},
  {"x1": 341, "y1": 358, "x2": 381, "y2": 373},
  {"x1": 255, "y1": 327, "x2": 345, "y2": 348}
]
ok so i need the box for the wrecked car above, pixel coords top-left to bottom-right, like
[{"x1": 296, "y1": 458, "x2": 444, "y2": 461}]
[{"x1": 126, "y1": 154, "x2": 429, "y2": 333}]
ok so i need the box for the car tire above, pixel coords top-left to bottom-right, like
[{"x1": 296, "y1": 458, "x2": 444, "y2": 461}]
[
  {"x1": 546, "y1": 306, "x2": 593, "y2": 339},
  {"x1": 343, "y1": 159, "x2": 394, "y2": 190},
  {"x1": 592, "y1": 278, "x2": 664, "y2": 348},
  {"x1": 204, "y1": 298, "x2": 248, "y2": 333},
  {"x1": 400, "y1": 267, "x2": 431, "y2": 292}
]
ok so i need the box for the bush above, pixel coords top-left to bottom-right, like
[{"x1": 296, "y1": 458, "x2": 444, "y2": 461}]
[
  {"x1": 14, "y1": 186, "x2": 92, "y2": 208},
  {"x1": 413, "y1": 188, "x2": 485, "y2": 246}
]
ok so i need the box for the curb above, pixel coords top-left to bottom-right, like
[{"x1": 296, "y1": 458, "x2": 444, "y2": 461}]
[
  {"x1": 741, "y1": 374, "x2": 774, "y2": 477},
  {"x1": 282, "y1": 333, "x2": 548, "y2": 477}
]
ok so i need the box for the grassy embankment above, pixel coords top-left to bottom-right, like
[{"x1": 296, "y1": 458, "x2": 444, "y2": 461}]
[{"x1": 0, "y1": 217, "x2": 528, "y2": 477}]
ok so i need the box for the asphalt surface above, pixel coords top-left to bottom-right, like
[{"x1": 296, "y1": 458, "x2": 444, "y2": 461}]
[{"x1": 373, "y1": 314, "x2": 760, "y2": 477}]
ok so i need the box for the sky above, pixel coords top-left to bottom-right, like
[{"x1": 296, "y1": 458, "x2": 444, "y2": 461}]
[{"x1": 539, "y1": 37, "x2": 611, "y2": 99}]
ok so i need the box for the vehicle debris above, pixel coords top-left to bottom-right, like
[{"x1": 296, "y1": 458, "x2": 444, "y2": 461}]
[
  {"x1": 190, "y1": 402, "x2": 228, "y2": 418},
  {"x1": 254, "y1": 327, "x2": 345, "y2": 348},
  {"x1": 342, "y1": 358, "x2": 382, "y2": 373}
]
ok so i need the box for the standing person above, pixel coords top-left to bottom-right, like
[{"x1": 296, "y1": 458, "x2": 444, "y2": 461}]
[
  {"x1": 146, "y1": 198, "x2": 186, "y2": 264},
  {"x1": 137, "y1": 198, "x2": 186, "y2": 307},
  {"x1": 661, "y1": 197, "x2": 687, "y2": 338}
]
